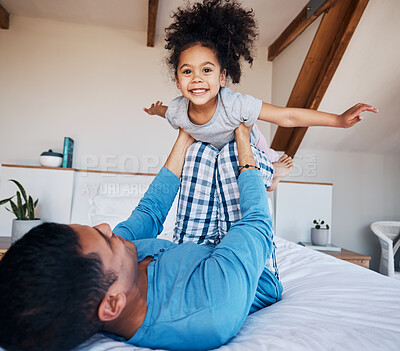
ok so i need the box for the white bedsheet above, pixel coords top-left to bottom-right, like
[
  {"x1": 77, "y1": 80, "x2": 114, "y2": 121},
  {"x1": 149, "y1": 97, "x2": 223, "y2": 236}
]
[{"x1": 75, "y1": 237, "x2": 400, "y2": 351}]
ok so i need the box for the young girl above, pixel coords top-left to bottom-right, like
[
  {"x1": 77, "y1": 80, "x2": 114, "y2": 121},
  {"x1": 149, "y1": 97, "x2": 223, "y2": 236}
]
[{"x1": 144, "y1": 0, "x2": 377, "y2": 191}]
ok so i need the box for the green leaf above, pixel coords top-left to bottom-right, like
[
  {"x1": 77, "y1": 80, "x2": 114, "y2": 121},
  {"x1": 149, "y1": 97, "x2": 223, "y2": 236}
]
[
  {"x1": 316, "y1": 224, "x2": 321, "y2": 229},
  {"x1": 16, "y1": 191, "x2": 25, "y2": 219},
  {"x1": 9, "y1": 179, "x2": 28, "y2": 203},
  {"x1": 28, "y1": 196, "x2": 35, "y2": 220},
  {"x1": 0, "y1": 196, "x2": 14, "y2": 206},
  {"x1": 10, "y1": 200, "x2": 21, "y2": 219},
  {"x1": 326, "y1": 224, "x2": 330, "y2": 230},
  {"x1": 321, "y1": 220, "x2": 325, "y2": 225},
  {"x1": 313, "y1": 219, "x2": 317, "y2": 224},
  {"x1": 34, "y1": 199, "x2": 39, "y2": 207}
]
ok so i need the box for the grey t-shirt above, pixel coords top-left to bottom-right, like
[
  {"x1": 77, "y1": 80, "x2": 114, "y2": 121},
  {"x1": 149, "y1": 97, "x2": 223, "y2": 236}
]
[{"x1": 165, "y1": 87, "x2": 262, "y2": 149}]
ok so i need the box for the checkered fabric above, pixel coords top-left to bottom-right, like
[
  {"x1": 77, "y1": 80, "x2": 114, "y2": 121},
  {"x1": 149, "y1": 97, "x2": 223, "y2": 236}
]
[
  {"x1": 173, "y1": 141, "x2": 279, "y2": 279},
  {"x1": 174, "y1": 142, "x2": 220, "y2": 245}
]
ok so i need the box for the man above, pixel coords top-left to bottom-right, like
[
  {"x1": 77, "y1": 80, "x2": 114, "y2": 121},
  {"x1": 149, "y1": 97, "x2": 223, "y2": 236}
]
[{"x1": 0, "y1": 125, "x2": 282, "y2": 351}]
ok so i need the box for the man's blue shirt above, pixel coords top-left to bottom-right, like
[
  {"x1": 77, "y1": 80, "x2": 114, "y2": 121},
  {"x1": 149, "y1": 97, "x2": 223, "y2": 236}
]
[{"x1": 112, "y1": 167, "x2": 282, "y2": 350}]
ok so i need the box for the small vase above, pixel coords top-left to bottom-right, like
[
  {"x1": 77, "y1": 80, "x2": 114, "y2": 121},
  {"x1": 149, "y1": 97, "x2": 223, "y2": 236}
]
[
  {"x1": 11, "y1": 219, "x2": 43, "y2": 243},
  {"x1": 311, "y1": 228, "x2": 329, "y2": 246}
]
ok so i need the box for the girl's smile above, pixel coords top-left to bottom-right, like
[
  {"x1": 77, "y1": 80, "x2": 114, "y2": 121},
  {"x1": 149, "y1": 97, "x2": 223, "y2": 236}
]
[{"x1": 189, "y1": 88, "x2": 208, "y2": 95}]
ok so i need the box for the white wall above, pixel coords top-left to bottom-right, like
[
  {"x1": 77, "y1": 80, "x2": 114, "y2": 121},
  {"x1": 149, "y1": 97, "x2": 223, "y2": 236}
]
[
  {"x1": 0, "y1": 16, "x2": 177, "y2": 173},
  {"x1": 0, "y1": 16, "x2": 272, "y2": 173},
  {"x1": 0, "y1": 16, "x2": 272, "y2": 226},
  {"x1": 287, "y1": 149, "x2": 400, "y2": 271},
  {"x1": 5, "y1": 6, "x2": 398, "y2": 272},
  {"x1": 271, "y1": 0, "x2": 400, "y2": 271}
]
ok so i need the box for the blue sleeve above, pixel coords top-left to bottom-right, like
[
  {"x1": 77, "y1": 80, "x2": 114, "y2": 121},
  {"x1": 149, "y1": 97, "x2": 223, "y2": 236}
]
[
  {"x1": 113, "y1": 167, "x2": 181, "y2": 241},
  {"x1": 202, "y1": 169, "x2": 274, "y2": 340}
]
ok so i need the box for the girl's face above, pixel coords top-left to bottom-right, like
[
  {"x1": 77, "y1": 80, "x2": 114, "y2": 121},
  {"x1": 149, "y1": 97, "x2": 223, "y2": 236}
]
[{"x1": 175, "y1": 44, "x2": 226, "y2": 109}]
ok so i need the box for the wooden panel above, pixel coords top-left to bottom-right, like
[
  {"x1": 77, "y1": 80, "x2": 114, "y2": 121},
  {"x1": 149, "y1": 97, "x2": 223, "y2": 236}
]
[
  {"x1": 268, "y1": 0, "x2": 336, "y2": 61},
  {"x1": 147, "y1": 0, "x2": 159, "y2": 47},
  {"x1": 323, "y1": 248, "x2": 371, "y2": 269},
  {"x1": 2, "y1": 164, "x2": 157, "y2": 176},
  {"x1": 306, "y1": 0, "x2": 370, "y2": 110},
  {"x1": 0, "y1": 2, "x2": 10, "y2": 30},
  {"x1": 271, "y1": 0, "x2": 370, "y2": 157},
  {"x1": 287, "y1": 0, "x2": 351, "y2": 108},
  {"x1": 345, "y1": 259, "x2": 370, "y2": 269}
]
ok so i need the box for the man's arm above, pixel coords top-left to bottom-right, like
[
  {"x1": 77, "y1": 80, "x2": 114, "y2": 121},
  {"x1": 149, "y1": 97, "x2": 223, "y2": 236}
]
[
  {"x1": 164, "y1": 129, "x2": 194, "y2": 178},
  {"x1": 258, "y1": 102, "x2": 378, "y2": 128},
  {"x1": 195, "y1": 124, "x2": 276, "y2": 341},
  {"x1": 113, "y1": 130, "x2": 194, "y2": 241}
]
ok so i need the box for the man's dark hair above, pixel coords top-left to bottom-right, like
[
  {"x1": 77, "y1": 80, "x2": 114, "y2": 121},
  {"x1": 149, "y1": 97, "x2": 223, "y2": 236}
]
[
  {"x1": 0, "y1": 223, "x2": 117, "y2": 351},
  {"x1": 165, "y1": 0, "x2": 259, "y2": 84}
]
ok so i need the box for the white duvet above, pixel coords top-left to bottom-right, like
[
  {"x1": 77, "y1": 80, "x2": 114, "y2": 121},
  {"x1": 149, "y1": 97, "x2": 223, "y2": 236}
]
[{"x1": 75, "y1": 237, "x2": 400, "y2": 351}]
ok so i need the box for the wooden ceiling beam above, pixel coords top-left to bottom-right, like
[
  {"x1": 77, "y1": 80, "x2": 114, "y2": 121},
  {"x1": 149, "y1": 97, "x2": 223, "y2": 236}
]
[
  {"x1": 270, "y1": 0, "x2": 370, "y2": 157},
  {"x1": 147, "y1": 0, "x2": 159, "y2": 47},
  {"x1": 0, "y1": 2, "x2": 10, "y2": 30},
  {"x1": 268, "y1": 0, "x2": 336, "y2": 61}
]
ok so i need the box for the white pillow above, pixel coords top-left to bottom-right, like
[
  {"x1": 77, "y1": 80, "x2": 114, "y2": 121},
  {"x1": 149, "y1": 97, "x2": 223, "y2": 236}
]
[{"x1": 88, "y1": 194, "x2": 178, "y2": 242}]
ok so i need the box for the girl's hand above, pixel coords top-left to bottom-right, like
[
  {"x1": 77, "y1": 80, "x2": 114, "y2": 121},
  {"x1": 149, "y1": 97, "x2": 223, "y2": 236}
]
[
  {"x1": 143, "y1": 101, "x2": 167, "y2": 118},
  {"x1": 338, "y1": 103, "x2": 378, "y2": 128}
]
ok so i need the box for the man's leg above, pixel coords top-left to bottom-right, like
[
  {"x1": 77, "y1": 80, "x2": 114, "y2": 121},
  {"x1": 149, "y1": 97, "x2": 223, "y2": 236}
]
[
  {"x1": 216, "y1": 141, "x2": 273, "y2": 234},
  {"x1": 173, "y1": 142, "x2": 220, "y2": 245},
  {"x1": 216, "y1": 141, "x2": 279, "y2": 279}
]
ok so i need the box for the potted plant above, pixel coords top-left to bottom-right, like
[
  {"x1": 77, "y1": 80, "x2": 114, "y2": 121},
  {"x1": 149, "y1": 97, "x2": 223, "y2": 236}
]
[
  {"x1": 311, "y1": 219, "x2": 330, "y2": 246},
  {"x1": 0, "y1": 179, "x2": 42, "y2": 243}
]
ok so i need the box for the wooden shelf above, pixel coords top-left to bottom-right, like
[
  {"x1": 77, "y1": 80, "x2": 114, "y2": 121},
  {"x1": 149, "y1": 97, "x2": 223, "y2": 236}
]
[
  {"x1": 1, "y1": 164, "x2": 157, "y2": 177},
  {"x1": 321, "y1": 248, "x2": 371, "y2": 269}
]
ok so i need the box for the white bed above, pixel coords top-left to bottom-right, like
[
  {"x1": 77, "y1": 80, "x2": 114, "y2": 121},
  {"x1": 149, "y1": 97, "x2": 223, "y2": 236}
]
[
  {"x1": 2, "y1": 167, "x2": 399, "y2": 350},
  {"x1": 76, "y1": 236, "x2": 400, "y2": 351}
]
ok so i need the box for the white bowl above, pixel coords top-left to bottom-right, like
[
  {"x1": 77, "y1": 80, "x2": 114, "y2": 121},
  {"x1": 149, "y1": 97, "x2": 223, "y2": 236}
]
[{"x1": 40, "y1": 155, "x2": 63, "y2": 167}]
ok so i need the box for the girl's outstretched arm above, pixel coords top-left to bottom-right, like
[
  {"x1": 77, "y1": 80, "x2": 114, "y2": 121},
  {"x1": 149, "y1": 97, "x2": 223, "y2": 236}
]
[
  {"x1": 258, "y1": 102, "x2": 378, "y2": 128},
  {"x1": 143, "y1": 100, "x2": 168, "y2": 118}
]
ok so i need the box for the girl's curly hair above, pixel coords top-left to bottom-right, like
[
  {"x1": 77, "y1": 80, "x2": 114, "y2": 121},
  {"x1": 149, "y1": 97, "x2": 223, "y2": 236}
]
[{"x1": 165, "y1": 0, "x2": 258, "y2": 84}]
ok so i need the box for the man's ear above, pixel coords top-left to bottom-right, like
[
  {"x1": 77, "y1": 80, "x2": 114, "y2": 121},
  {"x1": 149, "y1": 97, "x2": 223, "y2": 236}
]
[
  {"x1": 98, "y1": 293, "x2": 126, "y2": 322},
  {"x1": 220, "y1": 69, "x2": 226, "y2": 87}
]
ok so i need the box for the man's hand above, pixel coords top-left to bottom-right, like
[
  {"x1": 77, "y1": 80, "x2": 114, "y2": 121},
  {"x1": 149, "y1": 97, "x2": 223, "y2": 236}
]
[
  {"x1": 143, "y1": 101, "x2": 168, "y2": 118},
  {"x1": 338, "y1": 103, "x2": 378, "y2": 128},
  {"x1": 177, "y1": 128, "x2": 195, "y2": 149},
  {"x1": 234, "y1": 123, "x2": 253, "y2": 141}
]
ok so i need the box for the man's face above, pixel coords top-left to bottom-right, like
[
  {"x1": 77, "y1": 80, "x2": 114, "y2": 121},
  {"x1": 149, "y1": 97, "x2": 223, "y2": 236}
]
[{"x1": 69, "y1": 223, "x2": 139, "y2": 291}]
